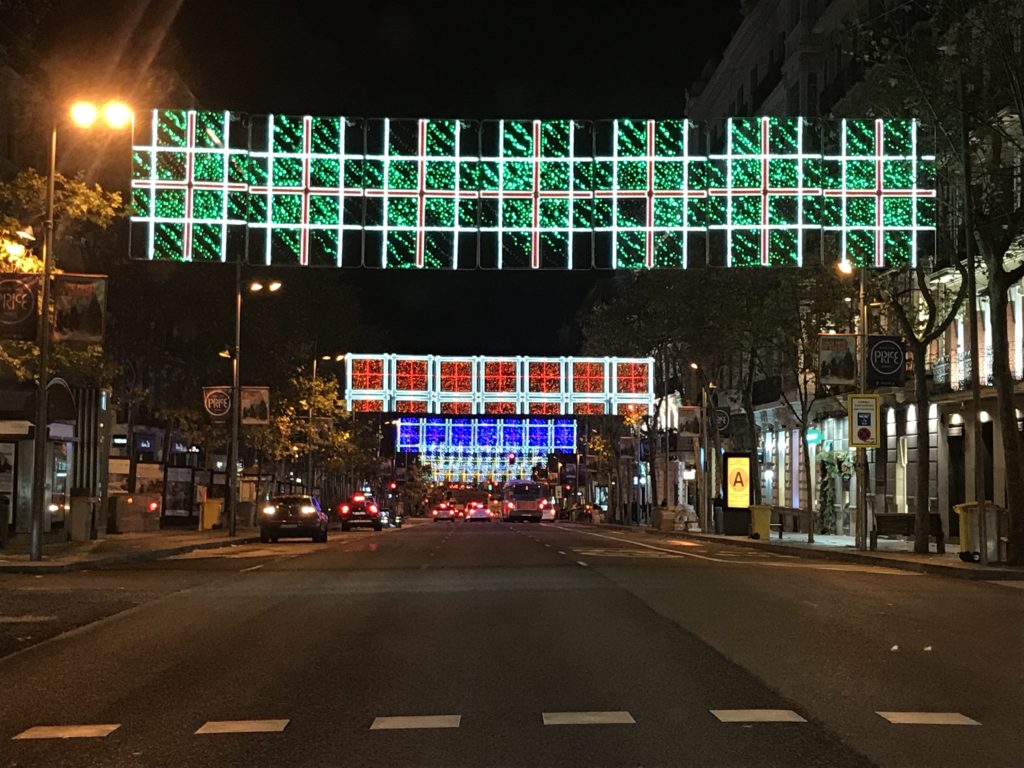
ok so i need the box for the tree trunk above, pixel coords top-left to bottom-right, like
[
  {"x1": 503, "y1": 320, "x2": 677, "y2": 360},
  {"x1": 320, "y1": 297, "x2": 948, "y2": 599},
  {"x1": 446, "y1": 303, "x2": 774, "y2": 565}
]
[
  {"x1": 986, "y1": 272, "x2": 1024, "y2": 564},
  {"x1": 912, "y1": 340, "x2": 932, "y2": 554}
]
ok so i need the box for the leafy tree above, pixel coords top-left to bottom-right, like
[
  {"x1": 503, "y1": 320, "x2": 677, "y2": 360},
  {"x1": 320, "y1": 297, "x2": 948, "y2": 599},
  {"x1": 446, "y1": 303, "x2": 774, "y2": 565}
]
[{"x1": 847, "y1": 0, "x2": 1024, "y2": 562}]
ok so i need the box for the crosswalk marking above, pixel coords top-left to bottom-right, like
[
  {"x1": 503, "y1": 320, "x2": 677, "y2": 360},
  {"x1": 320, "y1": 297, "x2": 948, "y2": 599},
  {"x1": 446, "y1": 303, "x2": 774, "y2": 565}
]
[
  {"x1": 195, "y1": 720, "x2": 289, "y2": 734},
  {"x1": 710, "y1": 709, "x2": 806, "y2": 723},
  {"x1": 370, "y1": 715, "x2": 461, "y2": 730},
  {"x1": 542, "y1": 711, "x2": 635, "y2": 725},
  {"x1": 13, "y1": 724, "x2": 120, "y2": 740},
  {"x1": 876, "y1": 711, "x2": 980, "y2": 725}
]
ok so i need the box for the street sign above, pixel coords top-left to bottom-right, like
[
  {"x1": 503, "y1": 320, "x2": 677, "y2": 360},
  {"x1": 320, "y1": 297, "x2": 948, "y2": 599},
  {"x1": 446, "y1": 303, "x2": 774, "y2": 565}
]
[
  {"x1": 806, "y1": 428, "x2": 822, "y2": 445},
  {"x1": 202, "y1": 387, "x2": 231, "y2": 419},
  {"x1": 712, "y1": 408, "x2": 731, "y2": 434},
  {"x1": 867, "y1": 336, "x2": 907, "y2": 388},
  {"x1": 848, "y1": 394, "x2": 881, "y2": 448},
  {"x1": 725, "y1": 453, "x2": 751, "y2": 509}
]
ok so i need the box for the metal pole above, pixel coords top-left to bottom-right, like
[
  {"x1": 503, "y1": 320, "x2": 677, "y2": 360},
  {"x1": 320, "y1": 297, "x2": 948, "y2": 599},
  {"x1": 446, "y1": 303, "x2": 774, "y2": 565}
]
[
  {"x1": 856, "y1": 268, "x2": 869, "y2": 550},
  {"x1": 307, "y1": 356, "x2": 317, "y2": 490},
  {"x1": 30, "y1": 123, "x2": 57, "y2": 561},
  {"x1": 227, "y1": 258, "x2": 241, "y2": 537},
  {"x1": 700, "y1": 380, "x2": 709, "y2": 533}
]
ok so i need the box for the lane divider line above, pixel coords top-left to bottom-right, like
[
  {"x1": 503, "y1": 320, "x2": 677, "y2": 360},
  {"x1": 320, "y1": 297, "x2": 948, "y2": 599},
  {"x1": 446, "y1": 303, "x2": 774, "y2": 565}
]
[
  {"x1": 542, "y1": 711, "x2": 635, "y2": 726},
  {"x1": 370, "y1": 715, "x2": 461, "y2": 730},
  {"x1": 240, "y1": 564, "x2": 264, "y2": 572},
  {"x1": 876, "y1": 711, "x2": 980, "y2": 726},
  {"x1": 577, "y1": 561, "x2": 588, "y2": 567},
  {"x1": 14, "y1": 724, "x2": 121, "y2": 740},
  {"x1": 710, "y1": 710, "x2": 806, "y2": 723},
  {"x1": 195, "y1": 720, "x2": 289, "y2": 734}
]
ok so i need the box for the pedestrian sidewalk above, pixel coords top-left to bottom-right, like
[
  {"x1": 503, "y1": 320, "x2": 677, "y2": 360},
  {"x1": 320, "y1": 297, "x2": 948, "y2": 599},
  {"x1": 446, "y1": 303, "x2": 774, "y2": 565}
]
[
  {"x1": 0, "y1": 528, "x2": 261, "y2": 574},
  {"x1": 594, "y1": 523, "x2": 1024, "y2": 581}
]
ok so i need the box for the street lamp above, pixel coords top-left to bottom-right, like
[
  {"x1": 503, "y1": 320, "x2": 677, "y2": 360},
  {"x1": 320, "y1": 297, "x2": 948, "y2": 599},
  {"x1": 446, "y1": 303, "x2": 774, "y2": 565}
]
[
  {"x1": 690, "y1": 362, "x2": 716, "y2": 533},
  {"x1": 30, "y1": 99, "x2": 132, "y2": 561},
  {"x1": 838, "y1": 257, "x2": 869, "y2": 550},
  {"x1": 226, "y1": 277, "x2": 282, "y2": 537},
  {"x1": 307, "y1": 352, "x2": 343, "y2": 491}
]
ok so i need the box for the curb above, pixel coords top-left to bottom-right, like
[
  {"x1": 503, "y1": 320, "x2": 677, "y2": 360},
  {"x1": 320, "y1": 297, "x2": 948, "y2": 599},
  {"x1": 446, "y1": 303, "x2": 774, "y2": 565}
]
[
  {"x1": 0, "y1": 535, "x2": 261, "y2": 574},
  {"x1": 591, "y1": 523, "x2": 1024, "y2": 581}
]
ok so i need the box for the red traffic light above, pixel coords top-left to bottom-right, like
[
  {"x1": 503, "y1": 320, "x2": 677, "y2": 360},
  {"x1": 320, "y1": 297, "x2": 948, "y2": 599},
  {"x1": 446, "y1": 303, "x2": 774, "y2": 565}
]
[{"x1": 388, "y1": 481, "x2": 397, "y2": 490}]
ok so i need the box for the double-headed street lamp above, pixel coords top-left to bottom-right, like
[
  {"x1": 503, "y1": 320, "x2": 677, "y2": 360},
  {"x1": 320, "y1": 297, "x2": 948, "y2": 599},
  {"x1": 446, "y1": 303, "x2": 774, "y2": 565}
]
[
  {"x1": 30, "y1": 99, "x2": 132, "y2": 562},
  {"x1": 224, "y1": 276, "x2": 281, "y2": 537},
  {"x1": 837, "y1": 259, "x2": 870, "y2": 551}
]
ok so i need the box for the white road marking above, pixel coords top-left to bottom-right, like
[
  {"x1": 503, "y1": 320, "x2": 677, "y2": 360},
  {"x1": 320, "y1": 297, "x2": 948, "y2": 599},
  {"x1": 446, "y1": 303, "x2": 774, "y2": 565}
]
[
  {"x1": 240, "y1": 564, "x2": 264, "y2": 572},
  {"x1": 0, "y1": 615, "x2": 56, "y2": 623},
  {"x1": 573, "y1": 547, "x2": 678, "y2": 559},
  {"x1": 543, "y1": 711, "x2": 635, "y2": 725},
  {"x1": 711, "y1": 710, "x2": 806, "y2": 723},
  {"x1": 14, "y1": 724, "x2": 120, "y2": 739},
  {"x1": 195, "y1": 720, "x2": 289, "y2": 734},
  {"x1": 370, "y1": 715, "x2": 461, "y2": 730},
  {"x1": 557, "y1": 550, "x2": 566, "y2": 555},
  {"x1": 876, "y1": 712, "x2": 980, "y2": 725},
  {"x1": 576, "y1": 561, "x2": 588, "y2": 567},
  {"x1": 544, "y1": 544, "x2": 551, "y2": 548}
]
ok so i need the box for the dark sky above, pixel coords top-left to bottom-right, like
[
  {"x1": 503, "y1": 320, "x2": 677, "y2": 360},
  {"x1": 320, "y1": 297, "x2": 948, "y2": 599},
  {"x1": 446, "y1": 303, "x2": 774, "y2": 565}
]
[{"x1": 54, "y1": 0, "x2": 743, "y2": 357}]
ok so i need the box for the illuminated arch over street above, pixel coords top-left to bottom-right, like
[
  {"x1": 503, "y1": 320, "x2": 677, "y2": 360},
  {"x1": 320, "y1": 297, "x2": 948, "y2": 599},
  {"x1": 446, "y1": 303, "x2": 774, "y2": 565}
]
[
  {"x1": 345, "y1": 354, "x2": 653, "y2": 416},
  {"x1": 396, "y1": 417, "x2": 575, "y2": 484},
  {"x1": 131, "y1": 111, "x2": 935, "y2": 269}
]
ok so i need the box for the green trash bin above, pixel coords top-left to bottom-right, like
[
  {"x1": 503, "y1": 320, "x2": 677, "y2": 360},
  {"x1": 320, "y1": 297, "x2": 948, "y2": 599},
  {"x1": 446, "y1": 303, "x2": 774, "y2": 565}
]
[{"x1": 749, "y1": 504, "x2": 772, "y2": 540}]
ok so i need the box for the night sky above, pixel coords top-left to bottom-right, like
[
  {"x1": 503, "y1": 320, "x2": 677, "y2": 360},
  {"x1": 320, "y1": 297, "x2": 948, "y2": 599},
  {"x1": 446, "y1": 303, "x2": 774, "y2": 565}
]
[{"x1": 53, "y1": 0, "x2": 743, "y2": 356}]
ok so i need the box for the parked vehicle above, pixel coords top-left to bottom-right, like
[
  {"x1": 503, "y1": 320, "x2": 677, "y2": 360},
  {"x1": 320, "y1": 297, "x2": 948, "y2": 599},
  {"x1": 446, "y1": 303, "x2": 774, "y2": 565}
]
[{"x1": 260, "y1": 494, "x2": 329, "y2": 542}]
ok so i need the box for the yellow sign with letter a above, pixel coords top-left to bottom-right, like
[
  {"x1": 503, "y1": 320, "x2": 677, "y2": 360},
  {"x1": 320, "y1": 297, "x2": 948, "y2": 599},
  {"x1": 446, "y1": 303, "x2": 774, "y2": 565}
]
[{"x1": 725, "y1": 454, "x2": 751, "y2": 509}]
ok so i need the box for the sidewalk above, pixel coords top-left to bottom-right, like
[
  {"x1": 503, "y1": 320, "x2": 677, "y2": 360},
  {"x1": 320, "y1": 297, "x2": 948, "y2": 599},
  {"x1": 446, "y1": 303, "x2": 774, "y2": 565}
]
[
  {"x1": 594, "y1": 523, "x2": 1024, "y2": 581},
  {"x1": 0, "y1": 528, "x2": 261, "y2": 574}
]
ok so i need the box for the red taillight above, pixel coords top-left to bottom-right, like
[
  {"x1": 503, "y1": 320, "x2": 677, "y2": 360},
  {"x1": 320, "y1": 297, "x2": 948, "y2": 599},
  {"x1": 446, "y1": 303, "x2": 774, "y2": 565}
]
[
  {"x1": 353, "y1": 494, "x2": 365, "y2": 502},
  {"x1": 487, "y1": 510, "x2": 494, "y2": 517},
  {"x1": 458, "y1": 511, "x2": 464, "y2": 517},
  {"x1": 506, "y1": 502, "x2": 514, "y2": 510},
  {"x1": 369, "y1": 504, "x2": 379, "y2": 515},
  {"x1": 540, "y1": 500, "x2": 547, "y2": 508},
  {"x1": 148, "y1": 501, "x2": 159, "y2": 512},
  {"x1": 432, "y1": 510, "x2": 438, "y2": 516},
  {"x1": 340, "y1": 505, "x2": 350, "y2": 516}
]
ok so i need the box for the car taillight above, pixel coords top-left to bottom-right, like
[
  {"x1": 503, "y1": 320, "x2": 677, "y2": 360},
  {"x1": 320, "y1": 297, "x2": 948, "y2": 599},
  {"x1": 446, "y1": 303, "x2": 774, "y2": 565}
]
[
  {"x1": 506, "y1": 501, "x2": 514, "y2": 510},
  {"x1": 340, "y1": 505, "x2": 350, "y2": 516},
  {"x1": 432, "y1": 510, "x2": 438, "y2": 516},
  {"x1": 487, "y1": 510, "x2": 494, "y2": 517},
  {"x1": 369, "y1": 504, "x2": 379, "y2": 515},
  {"x1": 148, "y1": 501, "x2": 159, "y2": 512},
  {"x1": 540, "y1": 500, "x2": 547, "y2": 508}
]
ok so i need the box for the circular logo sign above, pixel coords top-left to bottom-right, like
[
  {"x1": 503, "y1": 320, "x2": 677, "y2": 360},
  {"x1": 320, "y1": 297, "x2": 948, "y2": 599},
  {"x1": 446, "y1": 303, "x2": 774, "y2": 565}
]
[
  {"x1": 857, "y1": 426, "x2": 873, "y2": 442},
  {"x1": 203, "y1": 389, "x2": 232, "y2": 418},
  {"x1": 870, "y1": 338, "x2": 904, "y2": 375},
  {"x1": 0, "y1": 277, "x2": 36, "y2": 326},
  {"x1": 712, "y1": 408, "x2": 731, "y2": 433}
]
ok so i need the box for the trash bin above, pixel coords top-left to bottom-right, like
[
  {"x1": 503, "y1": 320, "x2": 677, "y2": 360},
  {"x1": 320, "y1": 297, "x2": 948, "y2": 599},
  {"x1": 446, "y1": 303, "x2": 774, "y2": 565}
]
[
  {"x1": 749, "y1": 504, "x2": 772, "y2": 540},
  {"x1": 954, "y1": 502, "x2": 1010, "y2": 563},
  {"x1": 712, "y1": 498, "x2": 724, "y2": 534},
  {"x1": 69, "y1": 497, "x2": 97, "y2": 542},
  {"x1": 200, "y1": 499, "x2": 223, "y2": 531}
]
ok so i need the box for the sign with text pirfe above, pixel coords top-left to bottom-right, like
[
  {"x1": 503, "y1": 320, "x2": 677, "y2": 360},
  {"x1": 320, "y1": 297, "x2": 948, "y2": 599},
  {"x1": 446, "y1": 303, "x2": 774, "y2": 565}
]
[
  {"x1": 0, "y1": 274, "x2": 39, "y2": 341},
  {"x1": 866, "y1": 336, "x2": 907, "y2": 388}
]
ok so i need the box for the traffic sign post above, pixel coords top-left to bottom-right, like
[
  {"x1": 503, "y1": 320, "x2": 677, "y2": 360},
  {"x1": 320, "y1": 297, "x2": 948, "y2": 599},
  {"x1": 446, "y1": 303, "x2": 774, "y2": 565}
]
[{"x1": 848, "y1": 394, "x2": 881, "y2": 449}]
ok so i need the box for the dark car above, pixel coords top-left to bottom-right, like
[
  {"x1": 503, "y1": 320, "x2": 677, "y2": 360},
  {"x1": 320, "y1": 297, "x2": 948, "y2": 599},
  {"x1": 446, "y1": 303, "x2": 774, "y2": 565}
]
[
  {"x1": 260, "y1": 495, "x2": 329, "y2": 543},
  {"x1": 338, "y1": 493, "x2": 383, "y2": 531}
]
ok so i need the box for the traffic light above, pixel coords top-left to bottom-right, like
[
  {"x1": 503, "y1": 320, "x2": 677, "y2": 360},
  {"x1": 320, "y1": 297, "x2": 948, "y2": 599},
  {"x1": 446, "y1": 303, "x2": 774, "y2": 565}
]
[
  {"x1": 507, "y1": 452, "x2": 516, "y2": 465},
  {"x1": 388, "y1": 481, "x2": 397, "y2": 491}
]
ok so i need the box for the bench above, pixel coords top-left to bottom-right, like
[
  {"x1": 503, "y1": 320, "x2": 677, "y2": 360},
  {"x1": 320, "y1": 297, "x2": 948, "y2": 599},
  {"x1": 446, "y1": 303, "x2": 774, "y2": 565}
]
[
  {"x1": 771, "y1": 507, "x2": 813, "y2": 539},
  {"x1": 870, "y1": 512, "x2": 945, "y2": 553}
]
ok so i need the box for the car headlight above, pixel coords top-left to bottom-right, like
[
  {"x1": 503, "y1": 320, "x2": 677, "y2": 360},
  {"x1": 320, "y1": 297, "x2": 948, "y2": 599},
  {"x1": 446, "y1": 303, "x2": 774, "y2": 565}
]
[
  {"x1": 262, "y1": 505, "x2": 276, "y2": 516},
  {"x1": 300, "y1": 505, "x2": 316, "y2": 515}
]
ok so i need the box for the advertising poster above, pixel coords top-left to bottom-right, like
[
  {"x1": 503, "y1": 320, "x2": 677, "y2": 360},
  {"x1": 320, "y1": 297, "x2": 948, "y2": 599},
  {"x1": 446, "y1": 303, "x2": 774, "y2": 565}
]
[
  {"x1": 164, "y1": 466, "x2": 194, "y2": 517},
  {"x1": 678, "y1": 405, "x2": 701, "y2": 437},
  {"x1": 52, "y1": 274, "x2": 107, "y2": 344},
  {"x1": 135, "y1": 462, "x2": 165, "y2": 495},
  {"x1": 241, "y1": 387, "x2": 271, "y2": 425},
  {"x1": 0, "y1": 274, "x2": 39, "y2": 341},
  {"x1": 819, "y1": 334, "x2": 856, "y2": 386},
  {"x1": 108, "y1": 457, "x2": 131, "y2": 494},
  {"x1": 725, "y1": 453, "x2": 752, "y2": 510},
  {"x1": 0, "y1": 443, "x2": 15, "y2": 527}
]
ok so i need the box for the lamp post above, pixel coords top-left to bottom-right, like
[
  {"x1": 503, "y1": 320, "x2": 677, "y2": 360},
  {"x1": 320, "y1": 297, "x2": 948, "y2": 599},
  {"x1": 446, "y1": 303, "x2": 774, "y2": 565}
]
[
  {"x1": 690, "y1": 362, "x2": 714, "y2": 533},
  {"x1": 839, "y1": 259, "x2": 869, "y2": 551},
  {"x1": 307, "y1": 353, "x2": 343, "y2": 492},
  {"x1": 225, "y1": 276, "x2": 281, "y2": 537},
  {"x1": 30, "y1": 100, "x2": 132, "y2": 562}
]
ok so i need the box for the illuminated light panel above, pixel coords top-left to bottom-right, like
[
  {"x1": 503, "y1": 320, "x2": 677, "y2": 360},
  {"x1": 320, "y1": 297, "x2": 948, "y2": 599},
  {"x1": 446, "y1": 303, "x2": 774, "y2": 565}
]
[
  {"x1": 345, "y1": 354, "x2": 653, "y2": 415},
  {"x1": 397, "y1": 417, "x2": 576, "y2": 484},
  {"x1": 131, "y1": 111, "x2": 935, "y2": 268}
]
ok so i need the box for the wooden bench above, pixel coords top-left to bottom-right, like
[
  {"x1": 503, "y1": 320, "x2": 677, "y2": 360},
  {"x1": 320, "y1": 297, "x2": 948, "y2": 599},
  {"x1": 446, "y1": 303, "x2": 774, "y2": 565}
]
[{"x1": 870, "y1": 512, "x2": 945, "y2": 553}]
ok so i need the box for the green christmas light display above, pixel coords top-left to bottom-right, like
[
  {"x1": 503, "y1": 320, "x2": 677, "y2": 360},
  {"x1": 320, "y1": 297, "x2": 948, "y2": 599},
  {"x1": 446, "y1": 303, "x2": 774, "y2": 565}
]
[{"x1": 131, "y1": 111, "x2": 934, "y2": 269}]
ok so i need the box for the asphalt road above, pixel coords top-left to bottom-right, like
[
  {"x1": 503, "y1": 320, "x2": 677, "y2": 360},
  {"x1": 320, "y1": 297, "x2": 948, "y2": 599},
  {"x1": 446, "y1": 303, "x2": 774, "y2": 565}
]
[{"x1": 0, "y1": 521, "x2": 1020, "y2": 768}]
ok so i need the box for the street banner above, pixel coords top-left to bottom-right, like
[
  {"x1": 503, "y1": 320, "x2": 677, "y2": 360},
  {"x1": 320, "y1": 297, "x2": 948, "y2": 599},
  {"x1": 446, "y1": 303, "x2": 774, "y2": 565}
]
[
  {"x1": 0, "y1": 274, "x2": 39, "y2": 341},
  {"x1": 867, "y1": 336, "x2": 907, "y2": 388},
  {"x1": 52, "y1": 274, "x2": 107, "y2": 344},
  {"x1": 724, "y1": 453, "x2": 751, "y2": 509},
  {"x1": 678, "y1": 405, "x2": 701, "y2": 437},
  {"x1": 819, "y1": 334, "x2": 856, "y2": 386},
  {"x1": 848, "y1": 394, "x2": 881, "y2": 449},
  {"x1": 202, "y1": 387, "x2": 232, "y2": 420},
  {"x1": 240, "y1": 387, "x2": 271, "y2": 425}
]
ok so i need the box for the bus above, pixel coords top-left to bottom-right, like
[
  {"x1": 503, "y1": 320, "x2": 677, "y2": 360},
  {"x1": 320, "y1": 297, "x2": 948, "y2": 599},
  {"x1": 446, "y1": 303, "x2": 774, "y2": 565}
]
[{"x1": 501, "y1": 478, "x2": 551, "y2": 523}]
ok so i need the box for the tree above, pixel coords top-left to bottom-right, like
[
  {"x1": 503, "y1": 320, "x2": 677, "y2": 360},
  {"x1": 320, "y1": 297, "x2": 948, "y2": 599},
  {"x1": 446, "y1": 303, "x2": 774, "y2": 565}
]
[{"x1": 847, "y1": 0, "x2": 1024, "y2": 562}]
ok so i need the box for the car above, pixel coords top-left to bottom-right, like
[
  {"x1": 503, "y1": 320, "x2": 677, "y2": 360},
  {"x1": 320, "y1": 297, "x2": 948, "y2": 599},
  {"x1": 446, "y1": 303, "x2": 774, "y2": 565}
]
[
  {"x1": 464, "y1": 500, "x2": 494, "y2": 522},
  {"x1": 380, "y1": 508, "x2": 403, "y2": 528},
  {"x1": 260, "y1": 494, "x2": 329, "y2": 542},
  {"x1": 431, "y1": 502, "x2": 461, "y2": 521},
  {"x1": 338, "y1": 493, "x2": 383, "y2": 531},
  {"x1": 540, "y1": 500, "x2": 557, "y2": 522}
]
